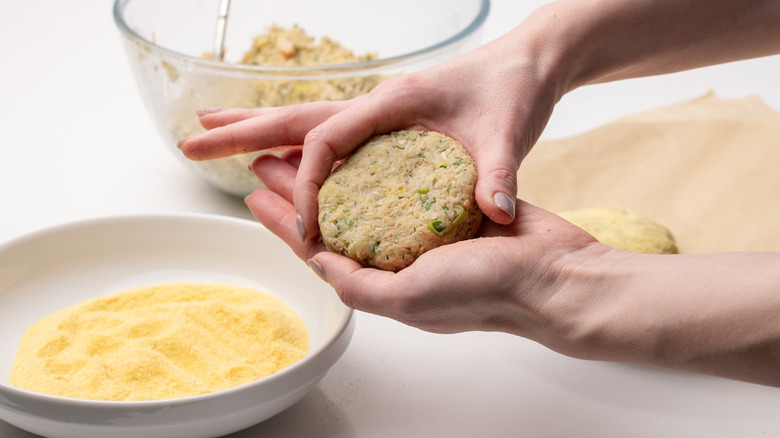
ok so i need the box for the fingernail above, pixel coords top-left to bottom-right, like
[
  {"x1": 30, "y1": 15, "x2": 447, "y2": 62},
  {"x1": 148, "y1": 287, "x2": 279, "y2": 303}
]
[
  {"x1": 494, "y1": 192, "x2": 516, "y2": 220},
  {"x1": 196, "y1": 107, "x2": 223, "y2": 116},
  {"x1": 175, "y1": 136, "x2": 189, "y2": 150},
  {"x1": 307, "y1": 258, "x2": 326, "y2": 281},
  {"x1": 296, "y1": 212, "x2": 306, "y2": 242}
]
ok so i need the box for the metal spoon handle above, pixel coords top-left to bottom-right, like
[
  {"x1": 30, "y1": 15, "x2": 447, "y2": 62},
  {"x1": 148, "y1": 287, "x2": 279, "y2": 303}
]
[{"x1": 212, "y1": 0, "x2": 231, "y2": 60}]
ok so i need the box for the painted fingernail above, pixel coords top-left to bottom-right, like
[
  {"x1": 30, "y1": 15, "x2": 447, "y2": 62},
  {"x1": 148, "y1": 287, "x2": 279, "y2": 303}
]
[
  {"x1": 494, "y1": 192, "x2": 516, "y2": 220},
  {"x1": 196, "y1": 107, "x2": 223, "y2": 116},
  {"x1": 296, "y1": 212, "x2": 306, "y2": 242},
  {"x1": 307, "y1": 258, "x2": 326, "y2": 281}
]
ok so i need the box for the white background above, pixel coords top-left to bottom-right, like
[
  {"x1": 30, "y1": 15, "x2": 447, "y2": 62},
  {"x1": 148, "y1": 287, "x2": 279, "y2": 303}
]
[{"x1": 1, "y1": 0, "x2": 779, "y2": 436}]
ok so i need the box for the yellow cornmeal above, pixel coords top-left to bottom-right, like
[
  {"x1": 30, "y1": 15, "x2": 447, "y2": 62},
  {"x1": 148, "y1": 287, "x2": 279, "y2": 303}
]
[
  {"x1": 9, "y1": 283, "x2": 309, "y2": 401},
  {"x1": 560, "y1": 206, "x2": 679, "y2": 254}
]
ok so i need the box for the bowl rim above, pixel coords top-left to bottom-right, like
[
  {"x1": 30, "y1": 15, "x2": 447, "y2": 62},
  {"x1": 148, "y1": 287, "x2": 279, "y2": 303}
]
[
  {"x1": 112, "y1": 0, "x2": 490, "y2": 76},
  {"x1": 0, "y1": 213, "x2": 354, "y2": 409}
]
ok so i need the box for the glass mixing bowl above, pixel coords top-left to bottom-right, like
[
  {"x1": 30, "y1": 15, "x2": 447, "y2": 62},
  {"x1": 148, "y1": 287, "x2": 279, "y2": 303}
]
[{"x1": 113, "y1": 0, "x2": 490, "y2": 196}]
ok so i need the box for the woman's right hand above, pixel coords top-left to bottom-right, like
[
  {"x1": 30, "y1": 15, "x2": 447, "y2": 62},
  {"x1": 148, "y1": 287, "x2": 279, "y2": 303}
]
[{"x1": 178, "y1": 27, "x2": 569, "y2": 238}]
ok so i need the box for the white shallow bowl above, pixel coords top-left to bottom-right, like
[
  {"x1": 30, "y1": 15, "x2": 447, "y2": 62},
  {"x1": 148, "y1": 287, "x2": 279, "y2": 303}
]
[{"x1": 0, "y1": 214, "x2": 354, "y2": 438}]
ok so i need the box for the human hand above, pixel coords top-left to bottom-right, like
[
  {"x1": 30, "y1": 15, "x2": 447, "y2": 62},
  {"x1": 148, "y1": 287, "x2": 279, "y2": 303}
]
[
  {"x1": 244, "y1": 150, "x2": 603, "y2": 344},
  {"x1": 178, "y1": 34, "x2": 564, "y2": 241}
]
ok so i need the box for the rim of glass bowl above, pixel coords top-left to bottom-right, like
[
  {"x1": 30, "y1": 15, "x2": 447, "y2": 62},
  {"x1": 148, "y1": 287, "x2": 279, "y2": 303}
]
[{"x1": 112, "y1": 0, "x2": 490, "y2": 79}]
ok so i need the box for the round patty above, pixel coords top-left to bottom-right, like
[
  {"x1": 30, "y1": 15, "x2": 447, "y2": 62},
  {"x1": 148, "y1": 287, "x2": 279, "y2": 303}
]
[
  {"x1": 559, "y1": 206, "x2": 678, "y2": 254},
  {"x1": 318, "y1": 130, "x2": 482, "y2": 271}
]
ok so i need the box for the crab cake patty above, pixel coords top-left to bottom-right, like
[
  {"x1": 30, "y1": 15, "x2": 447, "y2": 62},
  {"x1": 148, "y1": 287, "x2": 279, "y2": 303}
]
[
  {"x1": 560, "y1": 206, "x2": 678, "y2": 254},
  {"x1": 318, "y1": 130, "x2": 482, "y2": 271}
]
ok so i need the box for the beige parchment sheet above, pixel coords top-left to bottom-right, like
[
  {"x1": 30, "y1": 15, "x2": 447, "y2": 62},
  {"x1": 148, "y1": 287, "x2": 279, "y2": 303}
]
[{"x1": 517, "y1": 92, "x2": 780, "y2": 253}]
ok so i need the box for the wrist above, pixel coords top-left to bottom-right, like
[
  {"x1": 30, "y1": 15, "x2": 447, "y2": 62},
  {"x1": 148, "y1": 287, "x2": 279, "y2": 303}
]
[
  {"x1": 496, "y1": 240, "x2": 634, "y2": 362},
  {"x1": 533, "y1": 244, "x2": 638, "y2": 361},
  {"x1": 547, "y1": 247, "x2": 694, "y2": 366},
  {"x1": 492, "y1": 0, "x2": 616, "y2": 106},
  {"x1": 507, "y1": 1, "x2": 604, "y2": 96},
  {"x1": 529, "y1": 244, "x2": 682, "y2": 366}
]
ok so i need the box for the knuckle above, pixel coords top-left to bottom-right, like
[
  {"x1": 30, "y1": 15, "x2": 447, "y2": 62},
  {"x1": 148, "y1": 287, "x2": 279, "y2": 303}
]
[
  {"x1": 483, "y1": 165, "x2": 518, "y2": 193},
  {"x1": 370, "y1": 73, "x2": 429, "y2": 104}
]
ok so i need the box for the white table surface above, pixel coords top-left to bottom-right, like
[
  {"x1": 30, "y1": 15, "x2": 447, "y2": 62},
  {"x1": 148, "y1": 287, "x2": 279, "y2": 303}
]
[{"x1": 2, "y1": 1, "x2": 779, "y2": 437}]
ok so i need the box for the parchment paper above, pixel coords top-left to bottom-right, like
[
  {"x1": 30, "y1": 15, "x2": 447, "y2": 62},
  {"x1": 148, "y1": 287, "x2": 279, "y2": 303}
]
[{"x1": 517, "y1": 92, "x2": 780, "y2": 253}]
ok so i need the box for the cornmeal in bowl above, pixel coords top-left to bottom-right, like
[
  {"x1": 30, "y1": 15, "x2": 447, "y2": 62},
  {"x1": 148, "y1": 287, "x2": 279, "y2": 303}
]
[{"x1": 10, "y1": 282, "x2": 309, "y2": 401}]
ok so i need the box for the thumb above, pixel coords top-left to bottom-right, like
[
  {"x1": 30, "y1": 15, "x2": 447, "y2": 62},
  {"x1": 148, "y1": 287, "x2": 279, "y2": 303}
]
[{"x1": 472, "y1": 144, "x2": 519, "y2": 225}]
